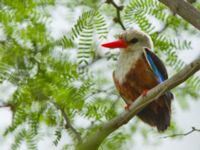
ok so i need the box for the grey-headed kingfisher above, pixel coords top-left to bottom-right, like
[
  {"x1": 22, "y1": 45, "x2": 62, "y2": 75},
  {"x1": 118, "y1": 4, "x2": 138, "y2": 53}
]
[{"x1": 101, "y1": 30, "x2": 173, "y2": 131}]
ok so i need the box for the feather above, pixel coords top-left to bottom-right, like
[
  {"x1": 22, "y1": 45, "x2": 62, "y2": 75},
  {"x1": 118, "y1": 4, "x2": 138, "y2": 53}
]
[{"x1": 143, "y1": 48, "x2": 168, "y2": 82}]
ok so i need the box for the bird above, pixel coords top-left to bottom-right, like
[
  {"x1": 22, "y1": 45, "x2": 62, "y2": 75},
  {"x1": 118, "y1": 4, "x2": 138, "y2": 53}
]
[{"x1": 101, "y1": 29, "x2": 173, "y2": 132}]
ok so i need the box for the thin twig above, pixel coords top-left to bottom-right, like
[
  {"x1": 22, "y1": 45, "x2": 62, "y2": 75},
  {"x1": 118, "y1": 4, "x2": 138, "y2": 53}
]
[
  {"x1": 162, "y1": 127, "x2": 200, "y2": 139},
  {"x1": 0, "y1": 104, "x2": 11, "y2": 108},
  {"x1": 157, "y1": 23, "x2": 169, "y2": 34},
  {"x1": 85, "y1": 86, "x2": 116, "y2": 100},
  {"x1": 106, "y1": 0, "x2": 126, "y2": 30},
  {"x1": 50, "y1": 100, "x2": 82, "y2": 143},
  {"x1": 0, "y1": 102, "x2": 14, "y2": 108},
  {"x1": 78, "y1": 54, "x2": 105, "y2": 70},
  {"x1": 157, "y1": 10, "x2": 176, "y2": 34}
]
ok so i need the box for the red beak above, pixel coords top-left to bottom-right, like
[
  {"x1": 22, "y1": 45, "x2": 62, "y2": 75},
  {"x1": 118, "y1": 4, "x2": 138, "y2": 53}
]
[{"x1": 101, "y1": 39, "x2": 128, "y2": 49}]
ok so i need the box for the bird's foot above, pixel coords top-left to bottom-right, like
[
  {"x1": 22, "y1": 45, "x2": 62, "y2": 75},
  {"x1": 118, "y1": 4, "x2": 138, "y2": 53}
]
[
  {"x1": 124, "y1": 104, "x2": 131, "y2": 110},
  {"x1": 141, "y1": 89, "x2": 149, "y2": 96}
]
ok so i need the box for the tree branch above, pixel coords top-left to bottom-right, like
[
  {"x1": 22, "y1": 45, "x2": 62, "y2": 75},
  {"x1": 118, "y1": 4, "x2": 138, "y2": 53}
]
[
  {"x1": 78, "y1": 55, "x2": 105, "y2": 70},
  {"x1": 77, "y1": 56, "x2": 200, "y2": 150},
  {"x1": 0, "y1": 104, "x2": 11, "y2": 108},
  {"x1": 158, "y1": 0, "x2": 200, "y2": 30},
  {"x1": 106, "y1": 0, "x2": 126, "y2": 30},
  {"x1": 162, "y1": 127, "x2": 200, "y2": 138},
  {"x1": 0, "y1": 103, "x2": 15, "y2": 112},
  {"x1": 50, "y1": 101, "x2": 82, "y2": 143},
  {"x1": 187, "y1": 0, "x2": 197, "y2": 4}
]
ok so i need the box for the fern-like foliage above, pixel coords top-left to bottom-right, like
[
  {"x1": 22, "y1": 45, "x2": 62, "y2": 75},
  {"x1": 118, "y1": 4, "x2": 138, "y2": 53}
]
[
  {"x1": 11, "y1": 128, "x2": 37, "y2": 150},
  {"x1": 53, "y1": 127, "x2": 63, "y2": 146},
  {"x1": 122, "y1": 0, "x2": 193, "y2": 76},
  {"x1": 11, "y1": 129, "x2": 27, "y2": 150},
  {"x1": 123, "y1": 0, "x2": 161, "y2": 33},
  {"x1": 70, "y1": 10, "x2": 108, "y2": 65},
  {"x1": 151, "y1": 33, "x2": 192, "y2": 71},
  {"x1": 123, "y1": 0, "x2": 187, "y2": 32}
]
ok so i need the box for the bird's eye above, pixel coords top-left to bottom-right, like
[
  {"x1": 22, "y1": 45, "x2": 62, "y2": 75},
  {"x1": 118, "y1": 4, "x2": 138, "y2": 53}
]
[{"x1": 130, "y1": 38, "x2": 138, "y2": 44}]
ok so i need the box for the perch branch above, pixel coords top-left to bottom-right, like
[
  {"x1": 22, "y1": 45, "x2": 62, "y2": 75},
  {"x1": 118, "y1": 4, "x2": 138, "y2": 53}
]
[{"x1": 77, "y1": 56, "x2": 200, "y2": 150}]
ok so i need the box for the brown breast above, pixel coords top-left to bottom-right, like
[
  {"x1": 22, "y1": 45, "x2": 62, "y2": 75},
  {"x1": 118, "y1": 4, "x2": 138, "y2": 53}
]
[{"x1": 113, "y1": 54, "x2": 159, "y2": 104}]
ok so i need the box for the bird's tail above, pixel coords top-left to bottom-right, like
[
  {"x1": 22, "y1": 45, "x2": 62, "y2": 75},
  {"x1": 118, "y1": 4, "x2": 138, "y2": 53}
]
[{"x1": 137, "y1": 91, "x2": 173, "y2": 132}]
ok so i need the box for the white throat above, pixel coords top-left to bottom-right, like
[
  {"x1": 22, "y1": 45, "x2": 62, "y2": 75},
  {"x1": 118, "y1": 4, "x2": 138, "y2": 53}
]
[{"x1": 114, "y1": 49, "x2": 143, "y2": 83}]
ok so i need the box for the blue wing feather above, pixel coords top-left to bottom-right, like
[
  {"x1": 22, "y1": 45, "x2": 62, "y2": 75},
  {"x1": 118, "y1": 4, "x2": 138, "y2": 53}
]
[
  {"x1": 144, "y1": 48, "x2": 167, "y2": 83},
  {"x1": 146, "y1": 52, "x2": 164, "y2": 82}
]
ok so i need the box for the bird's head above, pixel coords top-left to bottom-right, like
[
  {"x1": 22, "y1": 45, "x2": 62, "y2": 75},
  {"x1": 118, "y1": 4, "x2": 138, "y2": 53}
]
[{"x1": 101, "y1": 30, "x2": 153, "y2": 52}]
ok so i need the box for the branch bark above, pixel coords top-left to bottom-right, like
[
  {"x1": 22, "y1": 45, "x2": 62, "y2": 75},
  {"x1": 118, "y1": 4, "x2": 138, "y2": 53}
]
[
  {"x1": 0, "y1": 104, "x2": 11, "y2": 108},
  {"x1": 159, "y1": 0, "x2": 200, "y2": 30},
  {"x1": 77, "y1": 56, "x2": 200, "y2": 150}
]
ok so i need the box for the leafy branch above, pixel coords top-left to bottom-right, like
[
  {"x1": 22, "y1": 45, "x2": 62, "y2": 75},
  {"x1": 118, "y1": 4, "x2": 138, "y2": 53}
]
[
  {"x1": 50, "y1": 101, "x2": 82, "y2": 144},
  {"x1": 79, "y1": 0, "x2": 126, "y2": 69},
  {"x1": 162, "y1": 127, "x2": 200, "y2": 138}
]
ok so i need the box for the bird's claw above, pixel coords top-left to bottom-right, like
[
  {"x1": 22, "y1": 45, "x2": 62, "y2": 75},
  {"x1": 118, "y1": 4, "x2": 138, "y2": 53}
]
[
  {"x1": 142, "y1": 89, "x2": 149, "y2": 96},
  {"x1": 124, "y1": 104, "x2": 131, "y2": 110}
]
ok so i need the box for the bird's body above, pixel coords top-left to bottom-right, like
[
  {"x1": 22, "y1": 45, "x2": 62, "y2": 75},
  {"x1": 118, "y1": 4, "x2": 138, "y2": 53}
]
[
  {"x1": 113, "y1": 49, "x2": 157, "y2": 105},
  {"x1": 113, "y1": 48, "x2": 172, "y2": 131},
  {"x1": 102, "y1": 30, "x2": 173, "y2": 131}
]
